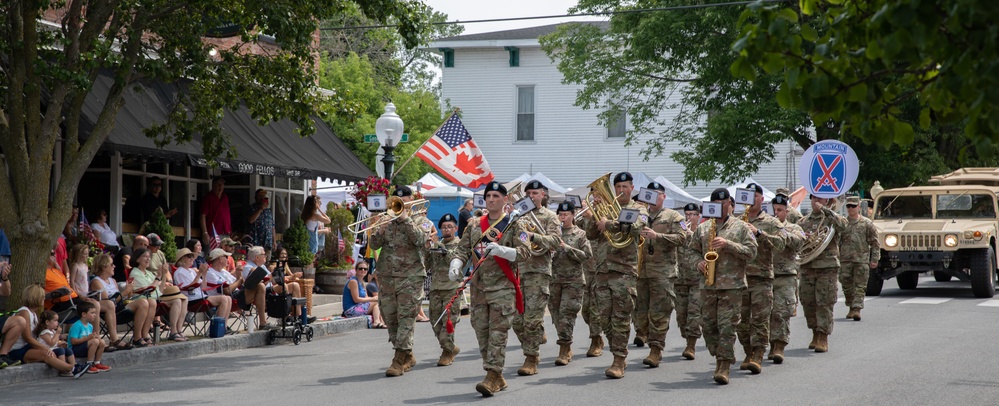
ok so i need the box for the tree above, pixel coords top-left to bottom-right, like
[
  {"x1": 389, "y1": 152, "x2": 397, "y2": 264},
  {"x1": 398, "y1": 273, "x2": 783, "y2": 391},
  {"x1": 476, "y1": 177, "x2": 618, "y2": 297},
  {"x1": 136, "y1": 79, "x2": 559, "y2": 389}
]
[{"x1": 0, "y1": 0, "x2": 427, "y2": 310}]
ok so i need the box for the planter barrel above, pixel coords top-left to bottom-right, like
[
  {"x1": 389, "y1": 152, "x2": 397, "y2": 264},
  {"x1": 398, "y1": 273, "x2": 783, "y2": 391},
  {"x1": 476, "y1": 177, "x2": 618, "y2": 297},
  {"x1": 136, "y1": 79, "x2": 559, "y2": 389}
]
[{"x1": 316, "y1": 268, "x2": 349, "y2": 293}]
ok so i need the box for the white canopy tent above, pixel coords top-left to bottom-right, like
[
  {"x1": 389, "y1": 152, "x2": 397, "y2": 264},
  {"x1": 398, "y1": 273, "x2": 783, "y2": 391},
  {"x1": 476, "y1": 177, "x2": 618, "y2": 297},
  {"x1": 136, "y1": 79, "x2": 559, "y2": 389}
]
[
  {"x1": 415, "y1": 172, "x2": 452, "y2": 190},
  {"x1": 315, "y1": 178, "x2": 357, "y2": 205},
  {"x1": 508, "y1": 172, "x2": 569, "y2": 194},
  {"x1": 423, "y1": 186, "x2": 473, "y2": 198},
  {"x1": 699, "y1": 178, "x2": 777, "y2": 202},
  {"x1": 653, "y1": 176, "x2": 701, "y2": 208}
]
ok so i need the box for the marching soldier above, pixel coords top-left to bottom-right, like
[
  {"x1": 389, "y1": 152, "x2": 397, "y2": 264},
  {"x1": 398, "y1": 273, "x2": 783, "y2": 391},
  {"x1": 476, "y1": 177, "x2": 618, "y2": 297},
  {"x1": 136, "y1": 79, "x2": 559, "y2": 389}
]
[
  {"x1": 369, "y1": 185, "x2": 430, "y2": 377},
  {"x1": 548, "y1": 202, "x2": 592, "y2": 366},
  {"x1": 582, "y1": 172, "x2": 648, "y2": 379},
  {"x1": 691, "y1": 188, "x2": 758, "y2": 385},
  {"x1": 768, "y1": 194, "x2": 806, "y2": 363},
  {"x1": 449, "y1": 181, "x2": 529, "y2": 397},
  {"x1": 635, "y1": 182, "x2": 685, "y2": 368},
  {"x1": 798, "y1": 195, "x2": 848, "y2": 353},
  {"x1": 776, "y1": 187, "x2": 803, "y2": 224},
  {"x1": 736, "y1": 183, "x2": 786, "y2": 374},
  {"x1": 838, "y1": 195, "x2": 880, "y2": 321},
  {"x1": 425, "y1": 213, "x2": 462, "y2": 366},
  {"x1": 579, "y1": 221, "x2": 606, "y2": 357},
  {"x1": 511, "y1": 180, "x2": 562, "y2": 376},
  {"x1": 676, "y1": 203, "x2": 704, "y2": 360}
]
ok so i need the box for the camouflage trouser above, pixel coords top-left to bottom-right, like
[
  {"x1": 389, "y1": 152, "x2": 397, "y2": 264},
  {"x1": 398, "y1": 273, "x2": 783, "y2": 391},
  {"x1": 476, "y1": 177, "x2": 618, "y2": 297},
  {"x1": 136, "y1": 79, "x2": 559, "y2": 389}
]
[
  {"x1": 548, "y1": 280, "x2": 584, "y2": 345},
  {"x1": 701, "y1": 288, "x2": 743, "y2": 362},
  {"x1": 800, "y1": 267, "x2": 838, "y2": 335},
  {"x1": 634, "y1": 277, "x2": 675, "y2": 350},
  {"x1": 593, "y1": 272, "x2": 637, "y2": 358},
  {"x1": 469, "y1": 285, "x2": 516, "y2": 373},
  {"x1": 428, "y1": 289, "x2": 460, "y2": 352},
  {"x1": 737, "y1": 276, "x2": 773, "y2": 350},
  {"x1": 769, "y1": 275, "x2": 797, "y2": 345},
  {"x1": 839, "y1": 262, "x2": 870, "y2": 310},
  {"x1": 512, "y1": 273, "x2": 551, "y2": 357},
  {"x1": 675, "y1": 283, "x2": 702, "y2": 339},
  {"x1": 379, "y1": 275, "x2": 425, "y2": 351},
  {"x1": 582, "y1": 271, "x2": 602, "y2": 338}
]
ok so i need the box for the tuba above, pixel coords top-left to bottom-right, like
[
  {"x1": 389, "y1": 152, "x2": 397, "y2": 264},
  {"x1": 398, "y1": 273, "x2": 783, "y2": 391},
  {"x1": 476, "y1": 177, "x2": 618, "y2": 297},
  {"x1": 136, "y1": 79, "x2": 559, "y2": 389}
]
[
  {"x1": 586, "y1": 173, "x2": 634, "y2": 249},
  {"x1": 797, "y1": 225, "x2": 834, "y2": 265},
  {"x1": 704, "y1": 219, "x2": 718, "y2": 286}
]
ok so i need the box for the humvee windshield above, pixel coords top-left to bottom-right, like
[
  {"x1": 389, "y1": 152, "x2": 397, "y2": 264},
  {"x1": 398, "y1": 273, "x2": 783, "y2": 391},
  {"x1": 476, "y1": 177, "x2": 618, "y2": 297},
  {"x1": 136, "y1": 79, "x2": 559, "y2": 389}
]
[
  {"x1": 875, "y1": 195, "x2": 932, "y2": 219},
  {"x1": 875, "y1": 193, "x2": 997, "y2": 219},
  {"x1": 937, "y1": 194, "x2": 996, "y2": 218}
]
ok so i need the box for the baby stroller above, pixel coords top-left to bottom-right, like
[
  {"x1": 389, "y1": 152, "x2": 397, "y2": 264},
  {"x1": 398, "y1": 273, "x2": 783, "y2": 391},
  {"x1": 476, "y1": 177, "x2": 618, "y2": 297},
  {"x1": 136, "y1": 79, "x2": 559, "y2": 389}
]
[{"x1": 263, "y1": 271, "x2": 314, "y2": 345}]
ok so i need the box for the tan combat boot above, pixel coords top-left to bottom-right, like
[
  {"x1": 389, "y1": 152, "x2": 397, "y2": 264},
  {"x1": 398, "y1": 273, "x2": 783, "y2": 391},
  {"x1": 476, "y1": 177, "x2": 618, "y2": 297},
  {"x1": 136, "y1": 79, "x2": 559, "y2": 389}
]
[
  {"x1": 475, "y1": 371, "x2": 502, "y2": 397},
  {"x1": 714, "y1": 360, "x2": 731, "y2": 385},
  {"x1": 643, "y1": 346, "x2": 662, "y2": 368},
  {"x1": 767, "y1": 342, "x2": 775, "y2": 361},
  {"x1": 496, "y1": 371, "x2": 508, "y2": 391},
  {"x1": 517, "y1": 355, "x2": 539, "y2": 376},
  {"x1": 385, "y1": 350, "x2": 405, "y2": 377},
  {"x1": 402, "y1": 351, "x2": 416, "y2": 372},
  {"x1": 605, "y1": 355, "x2": 627, "y2": 379},
  {"x1": 682, "y1": 337, "x2": 697, "y2": 360},
  {"x1": 586, "y1": 336, "x2": 604, "y2": 357},
  {"x1": 852, "y1": 308, "x2": 862, "y2": 321},
  {"x1": 814, "y1": 333, "x2": 829, "y2": 353},
  {"x1": 739, "y1": 345, "x2": 753, "y2": 370},
  {"x1": 747, "y1": 347, "x2": 763, "y2": 374},
  {"x1": 437, "y1": 345, "x2": 460, "y2": 366},
  {"x1": 555, "y1": 344, "x2": 572, "y2": 366},
  {"x1": 845, "y1": 308, "x2": 856, "y2": 320},
  {"x1": 771, "y1": 341, "x2": 786, "y2": 364},
  {"x1": 808, "y1": 331, "x2": 818, "y2": 350}
]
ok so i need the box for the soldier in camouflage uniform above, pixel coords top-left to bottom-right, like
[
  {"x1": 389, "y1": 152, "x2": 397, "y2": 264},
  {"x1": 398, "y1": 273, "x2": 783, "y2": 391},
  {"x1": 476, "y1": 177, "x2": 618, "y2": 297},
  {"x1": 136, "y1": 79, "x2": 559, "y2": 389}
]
[
  {"x1": 736, "y1": 183, "x2": 786, "y2": 375},
  {"x1": 581, "y1": 172, "x2": 648, "y2": 379},
  {"x1": 776, "y1": 187, "x2": 804, "y2": 224},
  {"x1": 798, "y1": 195, "x2": 848, "y2": 353},
  {"x1": 510, "y1": 180, "x2": 562, "y2": 376},
  {"x1": 578, "y1": 216, "x2": 606, "y2": 357},
  {"x1": 449, "y1": 181, "x2": 530, "y2": 397},
  {"x1": 548, "y1": 201, "x2": 592, "y2": 366},
  {"x1": 634, "y1": 182, "x2": 685, "y2": 368},
  {"x1": 676, "y1": 203, "x2": 704, "y2": 360},
  {"x1": 838, "y1": 195, "x2": 880, "y2": 321},
  {"x1": 768, "y1": 194, "x2": 806, "y2": 364},
  {"x1": 369, "y1": 186, "x2": 431, "y2": 377},
  {"x1": 425, "y1": 213, "x2": 463, "y2": 366},
  {"x1": 691, "y1": 188, "x2": 758, "y2": 385}
]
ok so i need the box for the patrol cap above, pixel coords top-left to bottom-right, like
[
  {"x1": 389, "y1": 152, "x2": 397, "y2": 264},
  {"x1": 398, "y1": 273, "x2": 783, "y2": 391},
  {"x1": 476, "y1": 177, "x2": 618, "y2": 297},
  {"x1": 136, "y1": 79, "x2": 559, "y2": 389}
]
[
  {"x1": 647, "y1": 182, "x2": 665, "y2": 192},
  {"x1": 614, "y1": 172, "x2": 634, "y2": 184},
  {"x1": 438, "y1": 213, "x2": 457, "y2": 228},
  {"x1": 709, "y1": 188, "x2": 731, "y2": 202},
  {"x1": 745, "y1": 183, "x2": 763, "y2": 194},
  {"x1": 557, "y1": 202, "x2": 576, "y2": 213},
  {"x1": 483, "y1": 181, "x2": 507, "y2": 196},
  {"x1": 524, "y1": 180, "x2": 547, "y2": 191},
  {"x1": 771, "y1": 194, "x2": 790, "y2": 206},
  {"x1": 776, "y1": 187, "x2": 791, "y2": 196},
  {"x1": 846, "y1": 196, "x2": 861, "y2": 206},
  {"x1": 683, "y1": 203, "x2": 700, "y2": 212},
  {"x1": 393, "y1": 185, "x2": 413, "y2": 197}
]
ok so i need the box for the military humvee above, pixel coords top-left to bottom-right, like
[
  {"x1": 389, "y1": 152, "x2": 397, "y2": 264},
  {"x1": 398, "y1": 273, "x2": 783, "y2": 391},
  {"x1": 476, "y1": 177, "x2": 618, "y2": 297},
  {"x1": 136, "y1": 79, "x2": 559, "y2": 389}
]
[{"x1": 870, "y1": 168, "x2": 999, "y2": 298}]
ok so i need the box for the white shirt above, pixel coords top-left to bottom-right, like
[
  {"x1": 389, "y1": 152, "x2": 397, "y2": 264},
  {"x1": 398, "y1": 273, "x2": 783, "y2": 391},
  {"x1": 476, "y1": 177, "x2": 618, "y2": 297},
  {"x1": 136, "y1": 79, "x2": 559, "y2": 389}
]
[
  {"x1": 11, "y1": 306, "x2": 37, "y2": 350},
  {"x1": 205, "y1": 267, "x2": 236, "y2": 297},
  {"x1": 91, "y1": 222, "x2": 119, "y2": 247},
  {"x1": 242, "y1": 261, "x2": 272, "y2": 288},
  {"x1": 173, "y1": 266, "x2": 205, "y2": 300}
]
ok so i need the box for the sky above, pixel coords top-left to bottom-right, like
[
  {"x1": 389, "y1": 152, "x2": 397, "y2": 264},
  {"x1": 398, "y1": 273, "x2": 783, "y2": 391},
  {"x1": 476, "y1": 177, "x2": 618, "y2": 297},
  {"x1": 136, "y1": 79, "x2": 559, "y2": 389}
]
[{"x1": 421, "y1": 0, "x2": 605, "y2": 36}]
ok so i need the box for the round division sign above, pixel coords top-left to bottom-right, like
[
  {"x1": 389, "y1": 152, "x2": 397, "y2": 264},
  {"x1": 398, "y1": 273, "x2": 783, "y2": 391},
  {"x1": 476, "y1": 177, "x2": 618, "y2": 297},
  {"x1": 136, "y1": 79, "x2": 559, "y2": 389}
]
[{"x1": 798, "y1": 139, "x2": 859, "y2": 199}]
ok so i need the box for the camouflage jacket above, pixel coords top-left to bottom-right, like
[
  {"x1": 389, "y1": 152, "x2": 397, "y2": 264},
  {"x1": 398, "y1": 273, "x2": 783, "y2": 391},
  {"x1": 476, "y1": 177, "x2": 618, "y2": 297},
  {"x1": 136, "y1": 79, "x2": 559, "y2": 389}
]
[
  {"x1": 677, "y1": 221, "x2": 704, "y2": 285},
  {"x1": 552, "y1": 225, "x2": 592, "y2": 283},
  {"x1": 774, "y1": 221, "x2": 807, "y2": 276},
  {"x1": 744, "y1": 211, "x2": 787, "y2": 279},
  {"x1": 427, "y1": 236, "x2": 462, "y2": 291},
  {"x1": 798, "y1": 207, "x2": 849, "y2": 269},
  {"x1": 839, "y1": 216, "x2": 881, "y2": 264},
  {"x1": 576, "y1": 216, "x2": 602, "y2": 279},
  {"x1": 450, "y1": 214, "x2": 530, "y2": 292},
  {"x1": 585, "y1": 200, "x2": 649, "y2": 276},
  {"x1": 787, "y1": 206, "x2": 804, "y2": 224},
  {"x1": 516, "y1": 207, "x2": 562, "y2": 276},
  {"x1": 691, "y1": 216, "x2": 758, "y2": 290},
  {"x1": 369, "y1": 215, "x2": 429, "y2": 278},
  {"x1": 640, "y1": 207, "x2": 686, "y2": 279}
]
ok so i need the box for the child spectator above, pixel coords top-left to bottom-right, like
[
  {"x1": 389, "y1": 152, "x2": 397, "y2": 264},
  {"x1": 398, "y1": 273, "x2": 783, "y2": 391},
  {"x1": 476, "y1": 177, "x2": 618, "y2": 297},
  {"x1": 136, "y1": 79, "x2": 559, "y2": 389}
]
[
  {"x1": 68, "y1": 302, "x2": 109, "y2": 373},
  {"x1": 8, "y1": 286, "x2": 84, "y2": 377},
  {"x1": 34, "y1": 310, "x2": 78, "y2": 377}
]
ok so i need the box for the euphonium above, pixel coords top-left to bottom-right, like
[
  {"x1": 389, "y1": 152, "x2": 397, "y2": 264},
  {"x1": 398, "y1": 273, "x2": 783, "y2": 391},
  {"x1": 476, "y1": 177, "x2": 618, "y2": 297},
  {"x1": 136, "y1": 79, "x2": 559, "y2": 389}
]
[
  {"x1": 704, "y1": 218, "x2": 718, "y2": 286},
  {"x1": 586, "y1": 173, "x2": 634, "y2": 249}
]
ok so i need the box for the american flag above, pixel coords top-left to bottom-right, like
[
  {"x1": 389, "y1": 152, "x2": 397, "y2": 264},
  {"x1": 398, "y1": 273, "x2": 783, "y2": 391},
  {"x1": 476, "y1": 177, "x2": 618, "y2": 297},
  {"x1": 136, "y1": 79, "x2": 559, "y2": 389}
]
[
  {"x1": 79, "y1": 209, "x2": 96, "y2": 244},
  {"x1": 415, "y1": 113, "x2": 494, "y2": 188},
  {"x1": 336, "y1": 230, "x2": 345, "y2": 253},
  {"x1": 209, "y1": 224, "x2": 221, "y2": 250}
]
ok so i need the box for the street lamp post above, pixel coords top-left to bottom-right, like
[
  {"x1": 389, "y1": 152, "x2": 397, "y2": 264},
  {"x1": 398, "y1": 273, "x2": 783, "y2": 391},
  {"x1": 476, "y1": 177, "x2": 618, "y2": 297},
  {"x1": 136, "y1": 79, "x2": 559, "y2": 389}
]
[{"x1": 375, "y1": 102, "x2": 404, "y2": 180}]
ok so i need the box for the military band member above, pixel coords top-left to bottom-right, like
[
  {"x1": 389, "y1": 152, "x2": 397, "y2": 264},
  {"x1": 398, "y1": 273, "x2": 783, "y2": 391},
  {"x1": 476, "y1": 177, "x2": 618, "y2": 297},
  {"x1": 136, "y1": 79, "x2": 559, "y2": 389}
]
[
  {"x1": 776, "y1": 187, "x2": 803, "y2": 224},
  {"x1": 581, "y1": 172, "x2": 648, "y2": 379},
  {"x1": 425, "y1": 213, "x2": 462, "y2": 366},
  {"x1": 768, "y1": 194, "x2": 806, "y2": 364},
  {"x1": 511, "y1": 180, "x2": 562, "y2": 376},
  {"x1": 798, "y1": 195, "x2": 848, "y2": 353},
  {"x1": 635, "y1": 182, "x2": 685, "y2": 368},
  {"x1": 578, "y1": 218, "x2": 606, "y2": 357},
  {"x1": 449, "y1": 181, "x2": 530, "y2": 397},
  {"x1": 548, "y1": 202, "x2": 592, "y2": 366},
  {"x1": 676, "y1": 203, "x2": 704, "y2": 360},
  {"x1": 736, "y1": 183, "x2": 786, "y2": 375},
  {"x1": 838, "y1": 195, "x2": 880, "y2": 321},
  {"x1": 692, "y1": 188, "x2": 758, "y2": 385},
  {"x1": 369, "y1": 185, "x2": 430, "y2": 377}
]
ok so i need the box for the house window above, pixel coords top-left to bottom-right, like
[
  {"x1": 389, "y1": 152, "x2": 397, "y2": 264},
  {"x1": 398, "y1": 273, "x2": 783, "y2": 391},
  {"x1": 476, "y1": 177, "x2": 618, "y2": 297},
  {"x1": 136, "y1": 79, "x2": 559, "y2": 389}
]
[
  {"x1": 516, "y1": 86, "x2": 535, "y2": 141},
  {"x1": 440, "y1": 48, "x2": 454, "y2": 68},
  {"x1": 606, "y1": 110, "x2": 626, "y2": 138},
  {"x1": 504, "y1": 46, "x2": 520, "y2": 67}
]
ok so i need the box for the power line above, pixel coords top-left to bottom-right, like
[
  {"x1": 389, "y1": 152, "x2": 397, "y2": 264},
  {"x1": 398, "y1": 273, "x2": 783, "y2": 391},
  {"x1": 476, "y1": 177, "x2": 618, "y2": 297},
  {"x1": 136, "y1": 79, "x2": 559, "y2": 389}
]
[{"x1": 319, "y1": 0, "x2": 788, "y2": 31}]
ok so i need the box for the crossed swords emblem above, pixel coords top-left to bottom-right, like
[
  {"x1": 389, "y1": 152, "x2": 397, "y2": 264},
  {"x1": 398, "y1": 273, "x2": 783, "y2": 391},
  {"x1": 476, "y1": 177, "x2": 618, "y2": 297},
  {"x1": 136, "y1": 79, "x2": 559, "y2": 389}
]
[{"x1": 814, "y1": 154, "x2": 842, "y2": 193}]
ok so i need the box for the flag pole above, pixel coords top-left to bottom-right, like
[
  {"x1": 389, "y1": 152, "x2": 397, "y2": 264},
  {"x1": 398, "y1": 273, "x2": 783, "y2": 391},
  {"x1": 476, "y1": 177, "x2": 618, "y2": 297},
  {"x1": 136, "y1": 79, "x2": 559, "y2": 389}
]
[{"x1": 389, "y1": 107, "x2": 461, "y2": 183}]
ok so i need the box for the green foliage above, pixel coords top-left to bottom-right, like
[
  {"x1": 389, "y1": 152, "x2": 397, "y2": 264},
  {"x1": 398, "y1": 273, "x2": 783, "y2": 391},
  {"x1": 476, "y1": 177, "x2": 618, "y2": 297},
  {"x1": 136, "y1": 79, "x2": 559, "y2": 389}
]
[
  {"x1": 282, "y1": 218, "x2": 314, "y2": 267},
  {"x1": 318, "y1": 202, "x2": 356, "y2": 269},
  {"x1": 145, "y1": 209, "x2": 178, "y2": 262}
]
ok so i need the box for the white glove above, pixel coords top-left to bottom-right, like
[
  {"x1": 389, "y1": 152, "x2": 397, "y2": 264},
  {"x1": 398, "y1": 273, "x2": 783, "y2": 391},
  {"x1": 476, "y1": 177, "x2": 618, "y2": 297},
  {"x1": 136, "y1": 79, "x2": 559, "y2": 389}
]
[
  {"x1": 449, "y1": 259, "x2": 464, "y2": 281},
  {"x1": 485, "y1": 243, "x2": 517, "y2": 261}
]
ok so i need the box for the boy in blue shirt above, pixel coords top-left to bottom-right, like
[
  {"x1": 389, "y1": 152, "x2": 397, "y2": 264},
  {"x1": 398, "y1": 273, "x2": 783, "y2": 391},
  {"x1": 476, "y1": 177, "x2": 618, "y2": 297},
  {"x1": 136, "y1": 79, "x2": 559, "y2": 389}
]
[{"x1": 69, "y1": 302, "x2": 110, "y2": 373}]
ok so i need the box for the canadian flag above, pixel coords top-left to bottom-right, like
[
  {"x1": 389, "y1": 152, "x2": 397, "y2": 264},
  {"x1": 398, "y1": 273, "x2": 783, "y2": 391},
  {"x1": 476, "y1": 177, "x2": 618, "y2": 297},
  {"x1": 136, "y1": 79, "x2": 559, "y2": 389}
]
[{"x1": 415, "y1": 113, "x2": 494, "y2": 188}]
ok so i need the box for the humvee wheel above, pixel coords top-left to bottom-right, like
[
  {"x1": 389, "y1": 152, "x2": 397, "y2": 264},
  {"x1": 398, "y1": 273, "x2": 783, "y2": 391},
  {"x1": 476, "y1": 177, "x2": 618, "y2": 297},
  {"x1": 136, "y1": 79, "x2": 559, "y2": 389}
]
[
  {"x1": 866, "y1": 270, "x2": 884, "y2": 296},
  {"x1": 933, "y1": 271, "x2": 953, "y2": 282},
  {"x1": 970, "y1": 247, "x2": 996, "y2": 298},
  {"x1": 897, "y1": 272, "x2": 919, "y2": 290}
]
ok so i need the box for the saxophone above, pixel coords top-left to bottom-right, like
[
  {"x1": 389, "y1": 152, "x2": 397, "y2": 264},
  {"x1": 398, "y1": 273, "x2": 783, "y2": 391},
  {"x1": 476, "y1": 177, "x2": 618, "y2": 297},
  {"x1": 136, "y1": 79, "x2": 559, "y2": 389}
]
[{"x1": 704, "y1": 219, "x2": 718, "y2": 286}]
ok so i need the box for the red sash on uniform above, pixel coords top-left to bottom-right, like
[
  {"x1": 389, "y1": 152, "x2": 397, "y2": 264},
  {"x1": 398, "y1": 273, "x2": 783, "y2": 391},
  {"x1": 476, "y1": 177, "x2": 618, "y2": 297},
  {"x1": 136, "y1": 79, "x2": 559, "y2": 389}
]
[{"x1": 481, "y1": 215, "x2": 524, "y2": 314}]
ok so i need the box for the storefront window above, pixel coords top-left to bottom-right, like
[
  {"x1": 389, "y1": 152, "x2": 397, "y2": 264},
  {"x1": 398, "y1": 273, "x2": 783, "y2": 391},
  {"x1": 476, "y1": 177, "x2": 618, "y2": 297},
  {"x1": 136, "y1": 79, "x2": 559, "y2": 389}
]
[
  {"x1": 290, "y1": 178, "x2": 304, "y2": 190},
  {"x1": 261, "y1": 176, "x2": 274, "y2": 188},
  {"x1": 121, "y1": 174, "x2": 143, "y2": 224},
  {"x1": 169, "y1": 179, "x2": 187, "y2": 227},
  {"x1": 290, "y1": 193, "x2": 304, "y2": 231},
  {"x1": 146, "y1": 162, "x2": 167, "y2": 175},
  {"x1": 79, "y1": 172, "x2": 110, "y2": 222},
  {"x1": 276, "y1": 177, "x2": 288, "y2": 189},
  {"x1": 273, "y1": 191, "x2": 290, "y2": 232}
]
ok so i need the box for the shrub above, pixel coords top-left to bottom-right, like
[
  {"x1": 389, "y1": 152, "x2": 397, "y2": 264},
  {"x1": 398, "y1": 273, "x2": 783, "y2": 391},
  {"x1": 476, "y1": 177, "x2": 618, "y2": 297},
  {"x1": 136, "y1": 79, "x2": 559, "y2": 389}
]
[
  {"x1": 283, "y1": 218, "x2": 314, "y2": 267},
  {"x1": 319, "y1": 202, "x2": 356, "y2": 269},
  {"x1": 144, "y1": 209, "x2": 177, "y2": 262}
]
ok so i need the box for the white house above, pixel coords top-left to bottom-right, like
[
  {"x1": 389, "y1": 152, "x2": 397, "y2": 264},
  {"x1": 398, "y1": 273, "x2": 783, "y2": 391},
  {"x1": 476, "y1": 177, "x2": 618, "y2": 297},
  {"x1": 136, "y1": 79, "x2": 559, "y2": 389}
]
[{"x1": 430, "y1": 23, "x2": 803, "y2": 198}]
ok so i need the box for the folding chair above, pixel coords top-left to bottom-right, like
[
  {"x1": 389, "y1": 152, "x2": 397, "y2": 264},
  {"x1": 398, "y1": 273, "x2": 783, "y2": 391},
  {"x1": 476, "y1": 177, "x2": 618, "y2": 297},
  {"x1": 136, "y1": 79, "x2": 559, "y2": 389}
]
[{"x1": 179, "y1": 281, "x2": 217, "y2": 337}]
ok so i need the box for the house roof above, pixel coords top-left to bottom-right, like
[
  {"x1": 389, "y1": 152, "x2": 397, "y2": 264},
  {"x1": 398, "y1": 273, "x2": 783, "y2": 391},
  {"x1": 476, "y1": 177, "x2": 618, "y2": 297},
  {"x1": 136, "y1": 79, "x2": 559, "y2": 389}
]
[{"x1": 438, "y1": 21, "x2": 609, "y2": 42}]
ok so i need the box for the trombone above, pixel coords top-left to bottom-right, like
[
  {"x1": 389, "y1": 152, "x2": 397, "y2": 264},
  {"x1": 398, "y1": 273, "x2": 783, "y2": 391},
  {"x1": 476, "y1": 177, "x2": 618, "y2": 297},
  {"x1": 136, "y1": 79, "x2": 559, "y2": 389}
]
[{"x1": 347, "y1": 197, "x2": 429, "y2": 234}]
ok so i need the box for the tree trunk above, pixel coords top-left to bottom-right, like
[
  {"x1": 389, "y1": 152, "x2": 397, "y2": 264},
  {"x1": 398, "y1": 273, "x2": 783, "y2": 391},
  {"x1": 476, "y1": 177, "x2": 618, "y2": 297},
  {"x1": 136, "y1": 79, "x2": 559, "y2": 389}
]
[{"x1": 5, "y1": 231, "x2": 58, "y2": 312}]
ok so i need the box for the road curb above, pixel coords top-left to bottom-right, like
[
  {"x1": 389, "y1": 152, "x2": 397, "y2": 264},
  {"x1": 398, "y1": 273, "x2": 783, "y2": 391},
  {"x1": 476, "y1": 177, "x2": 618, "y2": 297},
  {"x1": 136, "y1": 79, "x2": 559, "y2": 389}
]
[{"x1": 0, "y1": 316, "x2": 367, "y2": 387}]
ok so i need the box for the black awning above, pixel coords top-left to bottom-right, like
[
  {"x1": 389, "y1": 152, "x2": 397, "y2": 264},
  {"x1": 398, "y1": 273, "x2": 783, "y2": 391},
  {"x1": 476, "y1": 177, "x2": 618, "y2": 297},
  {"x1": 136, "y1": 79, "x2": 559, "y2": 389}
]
[{"x1": 80, "y1": 72, "x2": 373, "y2": 182}]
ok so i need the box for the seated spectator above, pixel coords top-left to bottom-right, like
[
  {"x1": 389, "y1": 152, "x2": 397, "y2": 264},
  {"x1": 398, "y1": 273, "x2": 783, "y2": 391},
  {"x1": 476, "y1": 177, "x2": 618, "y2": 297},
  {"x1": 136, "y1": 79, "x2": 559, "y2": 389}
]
[
  {"x1": 147, "y1": 233, "x2": 173, "y2": 284},
  {"x1": 6, "y1": 285, "x2": 83, "y2": 377},
  {"x1": 206, "y1": 248, "x2": 240, "y2": 295},
  {"x1": 34, "y1": 310, "x2": 79, "y2": 377},
  {"x1": 90, "y1": 210, "x2": 120, "y2": 254},
  {"x1": 68, "y1": 301, "x2": 109, "y2": 373},
  {"x1": 64, "y1": 206, "x2": 80, "y2": 245},
  {"x1": 268, "y1": 247, "x2": 312, "y2": 321},
  {"x1": 342, "y1": 261, "x2": 385, "y2": 328},
  {"x1": 366, "y1": 272, "x2": 379, "y2": 299},
  {"x1": 186, "y1": 238, "x2": 209, "y2": 272},
  {"x1": 44, "y1": 247, "x2": 100, "y2": 314},
  {"x1": 69, "y1": 245, "x2": 120, "y2": 350},
  {"x1": 1, "y1": 261, "x2": 24, "y2": 368},
  {"x1": 114, "y1": 234, "x2": 148, "y2": 281},
  {"x1": 174, "y1": 248, "x2": 232, "y2": 325},
  {"x1": 242, "y1": 246, "x2": 275, "y2": 330},
  {"x1": 90, "y1": 254, "x2": 146, "y2": 350},
  {"x1": 130, "y1": 248, "x2": 189, "y2": 342}
]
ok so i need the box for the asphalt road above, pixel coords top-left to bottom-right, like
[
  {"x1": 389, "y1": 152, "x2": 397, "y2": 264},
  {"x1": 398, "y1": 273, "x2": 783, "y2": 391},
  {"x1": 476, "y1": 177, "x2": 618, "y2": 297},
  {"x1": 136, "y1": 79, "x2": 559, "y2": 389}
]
[{"x1": 10, "y1": 275, "x2": 999, "y2": 405}]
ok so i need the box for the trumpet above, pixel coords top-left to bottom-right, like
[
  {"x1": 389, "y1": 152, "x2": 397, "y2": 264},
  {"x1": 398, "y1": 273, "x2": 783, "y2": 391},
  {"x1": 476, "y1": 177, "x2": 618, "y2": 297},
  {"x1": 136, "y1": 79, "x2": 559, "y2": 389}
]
[
  {"x1": 704, "y1": 218, "x2": 718, "y2": 286},
  {"x1": 347, "y1": 197, "x2": 429, "y2": 234}
]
